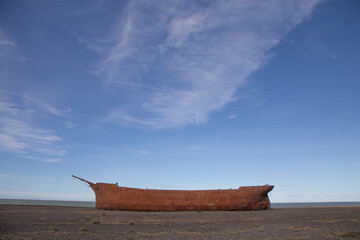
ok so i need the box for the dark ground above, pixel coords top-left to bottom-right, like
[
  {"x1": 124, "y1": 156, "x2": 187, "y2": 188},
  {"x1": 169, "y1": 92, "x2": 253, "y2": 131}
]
[{"x1": 0, "y1": 205, "x2": 359, "y2": 239}]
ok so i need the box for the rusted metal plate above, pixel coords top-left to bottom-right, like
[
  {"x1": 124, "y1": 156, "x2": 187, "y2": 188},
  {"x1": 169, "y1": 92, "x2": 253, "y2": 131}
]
[{"x1": 73, "y1": 175, "x2": 274, "y2": 211}]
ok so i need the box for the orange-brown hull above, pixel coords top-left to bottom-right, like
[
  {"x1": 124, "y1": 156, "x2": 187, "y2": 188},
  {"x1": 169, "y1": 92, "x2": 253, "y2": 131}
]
[{"x1": 90, "y1": 183, "x2": 274, "y2": 211}]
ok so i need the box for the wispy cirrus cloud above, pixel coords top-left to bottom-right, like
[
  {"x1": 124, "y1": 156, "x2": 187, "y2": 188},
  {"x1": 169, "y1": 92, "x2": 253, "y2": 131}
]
[
  {"x1": 42, "y1": 158, "x2": 62, "y2": 163},
  {"x1": 0, "y1": 30, "x2": 15, "y2": 57},
  {"x1": 22, "y1": 94, "x2": 71, "y2": 116},
  {"x1": 0, "y1": 29, "x2": 69, "y2": 162},
  {"x1": 188, "y1": 145, "x2": 203, "y2": 151},
  {"x1": 138, "y1": 150, "x2": 149, "y2": 155},
  {"x1": 0, "y1": 29, "x2": 26, "y2": 62},
  {"x1": 98, "y1": 0, "x2": 322, "y2": 129},
  {"x1": 0, "y1": 92, "x2": 67, "y2": 161},
  {"x1": 228, "y1": 114, "x2": 237, "y2": 119}
]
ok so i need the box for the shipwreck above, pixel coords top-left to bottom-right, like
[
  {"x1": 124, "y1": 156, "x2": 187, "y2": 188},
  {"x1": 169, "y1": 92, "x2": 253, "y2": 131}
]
[{"x1": 73, "y1": 175, "x2": 274, "y2": 211}]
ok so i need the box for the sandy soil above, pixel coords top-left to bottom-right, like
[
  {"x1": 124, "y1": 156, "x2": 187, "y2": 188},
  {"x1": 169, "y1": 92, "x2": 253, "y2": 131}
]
[{"x1": 0, "y1": 205, "x2": 359, "y2": 239}]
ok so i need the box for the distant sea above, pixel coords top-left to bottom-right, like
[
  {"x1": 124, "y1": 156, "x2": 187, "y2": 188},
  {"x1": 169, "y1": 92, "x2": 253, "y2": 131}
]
[
  {"x1": 0, "y1": 199, "x2": 95, "y2": 207},
  {"x1": 0, "y1": 199, "x2": 359, "y2": 208},
  {"x1": 272, "y1": 202, "x2": 360, "y2": 208}
]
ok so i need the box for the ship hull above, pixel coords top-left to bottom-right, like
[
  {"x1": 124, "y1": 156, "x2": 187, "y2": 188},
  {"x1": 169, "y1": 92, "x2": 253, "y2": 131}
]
[{"x1": 90, "y1": 183, "x2": 274, "y2": 211}]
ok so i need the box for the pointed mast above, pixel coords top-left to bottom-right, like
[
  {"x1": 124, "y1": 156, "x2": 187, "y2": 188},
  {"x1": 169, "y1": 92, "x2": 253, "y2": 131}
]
[{"x1": 72, "y1": 175, "x2": 95, "y2": 185}]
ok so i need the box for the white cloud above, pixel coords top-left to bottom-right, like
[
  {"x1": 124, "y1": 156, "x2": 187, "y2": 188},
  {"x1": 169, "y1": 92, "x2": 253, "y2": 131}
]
[
  {"x1": 138, "y1": 150, "x2": 149, "y2": 155},
  {"x1": 1, "y1": 117, "x2": 61, "y2": 144},
  {"x1": 188, "y1": 145, "x2": 202, "y2": 151},
  {"x1": 0, "y1": 29, "x2": 26, "y2": 62},
  {"x1": 42, "y1": 158, "x2": 62, "y2": 163},
  {"x1": 165, "y1": 12, "x2": 208, "y2": 49},
  {"x1": 98, "y1": 0, "x2": 322, "y2": 129},
  {"x1": 0, "y1": 174, "x2": 8, "y2": 177},
  {"x1": 0, "y1": 30, "x2": 15, "y2": 57},
  {"x1": 65, "y1": 121, "x2": 79, "y2": 129},
  {"x1": 0, "y1": 133, "x2": 27, "y2": 153},
  {"x1": 22, "y1": 94, "x2": 71, "y2": 116},
  {"x1": 0, "y1": 93, "x2": 66, "y2": 159},
  {"x1": 228, "y1": 114, "x2": 237, "y2": 119}
]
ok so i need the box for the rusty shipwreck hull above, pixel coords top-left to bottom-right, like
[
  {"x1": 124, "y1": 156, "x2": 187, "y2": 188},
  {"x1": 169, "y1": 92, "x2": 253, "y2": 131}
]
[{"x1": 73, "y1": 175, "x2": 274, "y2": 211}]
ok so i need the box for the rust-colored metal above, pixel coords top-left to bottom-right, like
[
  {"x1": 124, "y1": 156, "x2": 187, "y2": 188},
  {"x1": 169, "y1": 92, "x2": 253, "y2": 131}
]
[
  {"x1": 72, "y1": 175, "x2": 95, "y2": 185},
  {"x1": 73, "y1": 175, "x2": 274, "y2": 211}
]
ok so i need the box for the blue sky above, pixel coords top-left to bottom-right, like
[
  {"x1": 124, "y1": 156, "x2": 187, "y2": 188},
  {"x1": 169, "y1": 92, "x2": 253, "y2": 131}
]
[{"x1": 0, "y1": 0, "x2": 359, "y2": 203}]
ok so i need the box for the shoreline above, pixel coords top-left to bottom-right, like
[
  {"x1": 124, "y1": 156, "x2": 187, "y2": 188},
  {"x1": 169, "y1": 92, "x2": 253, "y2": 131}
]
[
  {"x1": 2, "y1": 203, "x2": 360, "y2": 209},
  {"x1": 1, "y1": 204, "x2": 359, "y2": 239},
  {"x1": 1, "y1": 199, "x2": 359, "y2": 208}
]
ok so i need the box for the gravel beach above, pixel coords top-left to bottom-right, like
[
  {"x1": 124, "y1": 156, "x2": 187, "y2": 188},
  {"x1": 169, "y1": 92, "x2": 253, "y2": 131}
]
[{"x1": 1, "y1": 205, "x2": 359, "y2": 239}]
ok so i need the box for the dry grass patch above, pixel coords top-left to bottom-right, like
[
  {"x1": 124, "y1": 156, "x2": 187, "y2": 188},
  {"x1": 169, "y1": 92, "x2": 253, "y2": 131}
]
[
  {"x1": 137, "y1": 231, "x2": 169, "y2": 237},
  {"x1": 336, "y1": 232, "x2": 360, "y2": 238},
  {"x1": 79, "y1": 226, "x2": 88, "y2": 232}
]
